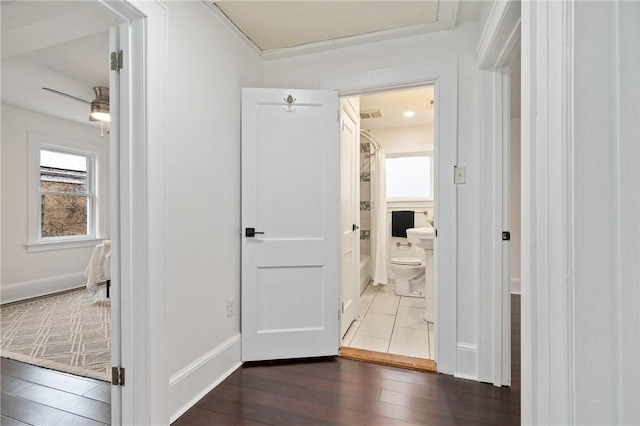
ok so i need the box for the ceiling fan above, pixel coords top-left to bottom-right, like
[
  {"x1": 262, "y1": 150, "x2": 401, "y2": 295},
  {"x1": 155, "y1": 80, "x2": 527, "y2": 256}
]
[{"x1": 42, "y1": 86, "x2": 110, "y2": 136}]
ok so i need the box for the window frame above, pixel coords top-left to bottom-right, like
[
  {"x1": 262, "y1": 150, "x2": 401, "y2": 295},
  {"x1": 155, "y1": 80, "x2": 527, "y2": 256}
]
[
  {"x1": 27, "y1": 132, "x2": 107, "y2": 252},
  {"x1": 384, "y1": 145, "x2": 435, "y2": 203}
]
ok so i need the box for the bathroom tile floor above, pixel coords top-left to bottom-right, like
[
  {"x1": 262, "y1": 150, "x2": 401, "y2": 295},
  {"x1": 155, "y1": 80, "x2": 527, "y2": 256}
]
[{"x1": 341, "y1": 282, "x2": 435, "y2": 360}]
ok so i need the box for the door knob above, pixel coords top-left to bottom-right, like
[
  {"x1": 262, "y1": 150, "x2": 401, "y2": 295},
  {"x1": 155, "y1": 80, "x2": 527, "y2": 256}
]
[
  {"x1": 245, "y1": 228, "x2": 265, "y2": 238},
  {"x1": 352, "y1": 224, "x2": 359, "y2": 231}
]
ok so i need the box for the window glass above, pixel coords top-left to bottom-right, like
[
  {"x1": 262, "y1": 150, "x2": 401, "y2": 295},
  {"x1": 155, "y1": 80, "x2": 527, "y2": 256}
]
[
  {"x1": 39, "y1": 149, "x2": 91, "y2": 238},
  {"x1": 40, "y1": 150, "x2": 88, "y2": 192},
  {"x1": 40, "y1": 194, "x2": 88, "y2": 237},
  {"x1": 386, "y1": 155, "x2": 431, "y2": 199}
]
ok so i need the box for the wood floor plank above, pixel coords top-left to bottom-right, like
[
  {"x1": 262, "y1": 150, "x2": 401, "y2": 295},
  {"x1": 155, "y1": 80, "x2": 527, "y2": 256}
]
[
  {"x1": 196, "y1": 392, "x2": 337, "y2": 426},
  {"x1": 263, "y1": 358, "x2": 519, "y2": 403},
  {"x1": 379, "y1": 389, "x2": 520, "y2": 425},
  {"x1": 0, "y1": 416, "x2": 29, "y2": 426},
  {"x1": 173, "y1": 405, "x2": 269, "y2": 426},
  {"x1": 208, "y1": 384, "x2": 446, "y2": 426},
  {"x1": 82, "y1": 383, "x2": 111, "y2": 403},
  {"x1": 14, "y1": 383, "x2": 111, "y2": 424},
  {"x1": 0, "y1": 375, "x2": 32, "y2": 395},
  {"x1": 0, "y1": 358, "x2": 100, "y2": 396},
  {"x1": 224, "y1": 367, "x2": 467, "y2": 425},
  {"x1": 1, "y1": 391, "x2": 106, "y2": 426},
  {"x1": 239, "y1": 361, "x2": 518, "y2": 424},
  {"x1": 240, "y1": 360, "x2": 495, "y2": 407},
  {"x1": 206, "y1": 382, "x2": 364, "y2": 425}
]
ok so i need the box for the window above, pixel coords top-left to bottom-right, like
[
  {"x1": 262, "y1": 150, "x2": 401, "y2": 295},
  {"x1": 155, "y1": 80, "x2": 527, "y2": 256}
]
[
  {"x1": 39, "y1": 149, "x2": 93, "y2": 238},
  {"x1": 386, "y1": 153, "x2": 433, "y2": 200},
  {"x1": 27, "y1": 132, "x2": 107, "y2": 251}
]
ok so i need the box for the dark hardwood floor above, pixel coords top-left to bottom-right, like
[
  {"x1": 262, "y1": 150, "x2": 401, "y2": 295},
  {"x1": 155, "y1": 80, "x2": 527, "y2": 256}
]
[
  {"x1": 1, "y1": 295, "x2": 521, "y2": 425},
  {"x1": 0, "y1": 358, "x2": 110, "y2": 426},
  {"x1": 174, "y1": 294, "x2": 521, "y2": 426}
]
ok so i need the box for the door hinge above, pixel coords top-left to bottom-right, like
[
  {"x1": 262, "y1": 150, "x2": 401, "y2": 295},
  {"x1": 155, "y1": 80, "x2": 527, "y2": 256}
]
[
  {"x1": 110, "y1": 50, "x2": 123, "y2": 71},
  {"x1": 112, "y1": 367, "x2": 125, "y2": 386},
  {"x1": 502, "y1": 231, "x2": 511, "y2": 241}
]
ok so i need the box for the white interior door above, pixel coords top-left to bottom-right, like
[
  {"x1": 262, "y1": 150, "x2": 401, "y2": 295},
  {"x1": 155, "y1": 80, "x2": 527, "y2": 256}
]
[
  {"x1": 241, "y1": 88, "x2": 340, "y2": 362},
  {"x1": 339, "y1": 99, "x2": 360, "y2": 337}
]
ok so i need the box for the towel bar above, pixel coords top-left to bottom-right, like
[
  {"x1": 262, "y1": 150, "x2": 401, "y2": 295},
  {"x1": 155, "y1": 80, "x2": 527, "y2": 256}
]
[
  {"x1": 387, "y1": 210, "x2": 428, "y2": 215},
  {"x1": 396, "y1": 242, "x2": 412, "y2": 247}
]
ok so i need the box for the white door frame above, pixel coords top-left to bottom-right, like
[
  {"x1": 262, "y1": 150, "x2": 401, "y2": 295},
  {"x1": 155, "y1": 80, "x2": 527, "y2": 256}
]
[
  {"x1": 94, "y1": 1, "x2": 167, "y2": 424},
  {"x1": 475, "y1": 0, "x2": 521, "y2": 386},
  {"x1": 321, "y1": 61, "x2": 458, "y2": 374}
]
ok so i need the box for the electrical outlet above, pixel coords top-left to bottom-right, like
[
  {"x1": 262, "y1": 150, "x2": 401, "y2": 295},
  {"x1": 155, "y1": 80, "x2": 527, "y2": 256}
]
[
  {"x1": 454, "y1": 165, "x2": 467, "y2": 184},
  {"x1": 227, "y1": 297, "x2": 235, "y2": 317}
]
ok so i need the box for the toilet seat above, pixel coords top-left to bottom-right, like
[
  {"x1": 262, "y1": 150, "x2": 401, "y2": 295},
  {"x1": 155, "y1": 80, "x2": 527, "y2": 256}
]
[{"x1": 391, "y1": 257, "x2": 422, "y2": 266}]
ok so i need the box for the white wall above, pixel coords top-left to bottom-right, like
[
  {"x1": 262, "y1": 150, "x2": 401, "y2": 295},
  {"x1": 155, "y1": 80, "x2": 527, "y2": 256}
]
[
  {"x1": 162, "y1": 2, "x2": 263, "y2": 421},
  {"x1": 370, "y1": 125, "x2": 434, "y2": 148},
  {"x1": 0, "y1": 104, "x2": 109, "y2": 302},
  {"x1": 265, "y1": 22, "x2": 481, "y2": 374}
]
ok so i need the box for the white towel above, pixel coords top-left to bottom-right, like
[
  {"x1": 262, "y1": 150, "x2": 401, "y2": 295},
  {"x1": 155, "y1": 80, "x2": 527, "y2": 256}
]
[{"x1": 84, "y1": 240, "x2": 111, "y2": 294}]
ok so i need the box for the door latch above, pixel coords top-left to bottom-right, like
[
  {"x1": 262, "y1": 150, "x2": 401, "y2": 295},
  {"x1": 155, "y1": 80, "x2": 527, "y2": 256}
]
[
  {"x1": 502, "y1": 231, "x2": 511, "y2": 241},
  {"x1": 352, "y1": 224, "x2": 359, "y2": 232},
  {"x1": 245, "y1": 228, "x2": 265, "y2": 238}
]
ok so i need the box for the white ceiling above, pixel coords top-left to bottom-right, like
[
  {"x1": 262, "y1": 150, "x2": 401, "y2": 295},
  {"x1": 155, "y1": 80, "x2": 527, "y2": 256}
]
[
  {"x1": 211, "y1": 1, "x2": 482, "y2": 56},
  {"x1": 214, "y1": 1, "x2": 439, "y2": 51},
  {"x1": 359, "y1": 86, "x2": 435, "y2": 130},
  {"x1": 1, "y1": 1, "x2": 116, "y2": 127}
]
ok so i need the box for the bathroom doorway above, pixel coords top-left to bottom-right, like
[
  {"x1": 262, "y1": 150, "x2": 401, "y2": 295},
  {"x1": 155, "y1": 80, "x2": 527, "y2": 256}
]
[{"x1": 339, "y1": 86, "x2": 437, "y2": 368}]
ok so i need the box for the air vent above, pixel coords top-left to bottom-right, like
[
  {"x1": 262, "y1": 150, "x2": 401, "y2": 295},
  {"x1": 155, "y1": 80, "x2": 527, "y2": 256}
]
[{"x1": 360, "y1": 110, "x2": 383, "y2": 119}]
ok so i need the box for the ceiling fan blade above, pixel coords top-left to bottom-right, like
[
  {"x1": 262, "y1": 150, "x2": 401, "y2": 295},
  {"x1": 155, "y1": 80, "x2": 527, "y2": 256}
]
[{"x1": 42, "y1": 87, "x2": 90, "y2": 105}]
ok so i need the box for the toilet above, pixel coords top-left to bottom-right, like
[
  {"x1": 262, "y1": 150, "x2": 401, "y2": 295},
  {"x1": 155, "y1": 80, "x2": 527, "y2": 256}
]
[{"x1": 390, "y1": 257, "x2": 425, "y2": 297}]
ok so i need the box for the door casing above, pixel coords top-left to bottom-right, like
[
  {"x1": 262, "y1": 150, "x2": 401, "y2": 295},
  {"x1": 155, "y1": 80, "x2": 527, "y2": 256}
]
[
  {"x1": 476, "y1": 0, "x2": 521, "y2": 386},
  {"x1": 322, "y1": 61, "x2": 458, "y2": 374},
  {"x1": 94, "y1": 1, "x2": 168, "y2": 424}
]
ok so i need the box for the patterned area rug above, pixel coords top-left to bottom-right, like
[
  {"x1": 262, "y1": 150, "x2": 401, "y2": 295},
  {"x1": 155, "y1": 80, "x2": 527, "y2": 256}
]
[{"x1": 0, "y1": 287, "x2": 111, "y2": 382}]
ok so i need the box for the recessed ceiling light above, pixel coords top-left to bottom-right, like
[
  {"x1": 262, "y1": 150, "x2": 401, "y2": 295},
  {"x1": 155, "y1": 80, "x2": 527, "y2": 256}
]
[{"x1": 403, "y1": 111, "x2": 415, "y2": 117}]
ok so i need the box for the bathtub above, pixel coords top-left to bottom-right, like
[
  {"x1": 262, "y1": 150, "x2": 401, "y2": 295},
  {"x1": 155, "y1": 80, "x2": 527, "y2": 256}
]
[{"x1": 359, "y1": 255, "x2": 371, "y2": 294}]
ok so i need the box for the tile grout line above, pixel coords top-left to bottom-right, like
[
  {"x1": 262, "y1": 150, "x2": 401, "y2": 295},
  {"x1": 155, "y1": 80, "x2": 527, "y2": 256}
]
[{"x1": 387, "y1": 292, "x2": 402, "y2": 354}]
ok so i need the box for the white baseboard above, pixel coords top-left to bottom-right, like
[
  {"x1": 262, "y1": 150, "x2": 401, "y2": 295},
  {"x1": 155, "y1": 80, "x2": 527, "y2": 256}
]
[
  {"x1": 169, "y1": 333, "x2": 242, "y2": 423},
  {"x1": 0, "y1": 273, "x2": 86, "y2": 304},
  {"x1": 454, "y1": 342, "x2": 478, "y2": 381},
  {"x1": 510, "y1": 277, "x2": 521, "y2": 294}
]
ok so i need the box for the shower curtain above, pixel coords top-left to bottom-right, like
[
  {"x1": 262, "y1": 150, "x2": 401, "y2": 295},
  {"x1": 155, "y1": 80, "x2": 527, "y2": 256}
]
[{"x1": 372, "y1": 147, "x2": 388, "y2": 286}]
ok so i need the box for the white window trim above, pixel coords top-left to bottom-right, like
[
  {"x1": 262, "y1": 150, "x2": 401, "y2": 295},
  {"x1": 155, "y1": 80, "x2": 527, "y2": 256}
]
[
  {"x1": 27, "y1": 132, "x2": 108, "y2": 251},
  {"x1": 384, "y1": 144, "x2": 434, "y2": 202}
]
